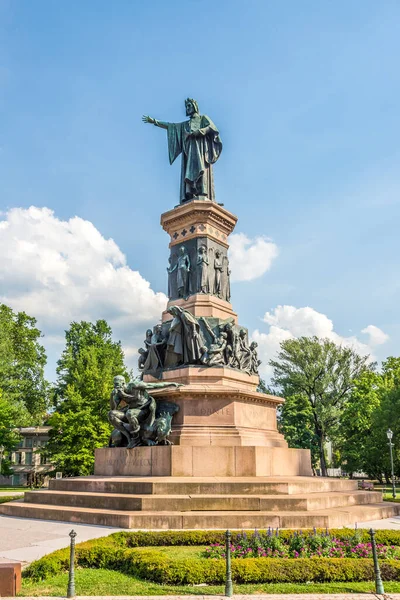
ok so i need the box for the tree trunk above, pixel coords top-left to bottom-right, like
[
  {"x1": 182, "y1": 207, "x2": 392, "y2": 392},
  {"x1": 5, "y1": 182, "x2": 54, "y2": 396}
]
[{"x1": 318, "y1": 433, "x2": 328, "y2": 477}]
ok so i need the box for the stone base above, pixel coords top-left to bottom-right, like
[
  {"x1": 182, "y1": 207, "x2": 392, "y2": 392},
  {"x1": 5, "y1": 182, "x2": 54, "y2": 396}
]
[
  {"x1": 94, "y1": 445, "x2": 312, "y2": 477},
  {"x1": 162, "y1": 295, "x2": 238, "y2": 323},
  {"x1": 145, "y1": 367, "x2": 287, "y2": 447},
  {"x1": 2, "y1": 475, "x2": 400, "y2": 530}
]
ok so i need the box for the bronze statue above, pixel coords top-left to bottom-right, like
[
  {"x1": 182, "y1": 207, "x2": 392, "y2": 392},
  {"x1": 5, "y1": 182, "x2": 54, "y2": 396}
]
[
  {"x1": 196, "y1": 245, "x2": 209, "y2": 293},
  {"x1": 165, "y1": 305, "x2": 204, "y2": 367},
  {"x1": 108, "y1": 376, "x2": 182, "y2": 448},
  {"x1": 223, "y1": 257, "x2": 231, "y2": 302},
  {"x1": 173, "y1": 246, "x2": 191, "y2": 298},
  {"x1": 142, "y1": 324, "x2": 165, "y2": 372},
  {"x1": 167, "y1": 257, "x2": 176, "y2": 298},
  {"x1": 213, "y1": 250, "x2": 223, "y2": 298},
  {"x1": 142, "y1": 98, "x2": 222, "y2": 204}
]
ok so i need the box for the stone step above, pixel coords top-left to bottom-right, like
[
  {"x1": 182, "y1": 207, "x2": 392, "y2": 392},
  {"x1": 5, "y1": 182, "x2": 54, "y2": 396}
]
[
  {"x1": 1, "y1": 500, "x2": 398, "y2": 530},
  {"x1": 23, "y1": 489, "x2": 383, "y2": 512},
  {"x1": 49, "y1": 476, "x2": 359, "y2": 496}
]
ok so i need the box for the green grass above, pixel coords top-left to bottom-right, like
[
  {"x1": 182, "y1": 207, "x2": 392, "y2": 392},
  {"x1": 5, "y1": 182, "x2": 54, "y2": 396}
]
[
  {"x1": 143, "y1": 545, "x2": 207, "y2": 558},
  {"x1": 0, "y1": 486, "x2": 26, "y2": 491},
  {"x1": 19, "y1": 568, "x2": 400, "y2": 596},
  {"x1": 384, "y1": 494, "x2": 400, "y2": 502},
  {"x1": 0, "y1": 495, "x2": 22, "y2": 503}
]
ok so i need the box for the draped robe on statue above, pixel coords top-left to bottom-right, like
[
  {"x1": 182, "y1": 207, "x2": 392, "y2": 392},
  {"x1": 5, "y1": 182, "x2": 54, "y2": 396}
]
[{"x1": 167, "y1": 115, "x2": 222, "y2": 203}]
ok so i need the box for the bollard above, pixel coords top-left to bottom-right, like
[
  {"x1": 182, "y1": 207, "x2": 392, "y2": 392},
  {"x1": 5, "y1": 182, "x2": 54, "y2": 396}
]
[
  {"x1": 67, "y1": 529, "x2": 77, "y2": 598},
  {"x1": 369, "y1": 528, "x2": 384, "y2": 595},
  {"x1": 225, "y1": 529, "x2": 233, "y2": 597}
]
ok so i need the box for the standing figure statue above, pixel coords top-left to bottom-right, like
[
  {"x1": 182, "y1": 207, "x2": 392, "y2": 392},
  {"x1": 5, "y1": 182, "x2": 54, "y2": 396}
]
[
  {"x1": 142, "y1": 324, "x2": 166, "y2": 372},
  {"x1": 142, "y1": 98, "x2": 222, "y2": 204},
  {"x1": 176, "y1": 246, "x2": 191, "y2": 299},
  {"x1": 167, "y1": 257, "x2": 176, "y2": 298},
  {"x1": 165, "y1": 305, "x2": 204, "y2": 367},
  {"x1": 238, "y1": 329, "x2": 252, "y2": 373},
  {"x1": 223, "y1": 257, "x2": 231, "y2": 302},
  {"x1": 213, "y1": 250, "x2": 223, "y2": 297},
  {"x1": 196, "y1": 245, "x2": 209, "y2": 293}
]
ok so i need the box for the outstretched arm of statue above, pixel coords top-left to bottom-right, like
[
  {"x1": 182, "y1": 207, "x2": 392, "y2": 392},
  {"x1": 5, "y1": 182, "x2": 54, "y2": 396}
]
[
  {"x1": 142, "y1": 115, "x2": 168, "y2": 130},
  {"x1": 145, "y1": 381, "x2": 184, "y2": 390}
]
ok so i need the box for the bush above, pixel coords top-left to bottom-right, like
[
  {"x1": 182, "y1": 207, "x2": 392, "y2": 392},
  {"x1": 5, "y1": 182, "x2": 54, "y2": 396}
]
[
  {"x1": 24, "y1": 528, "x2": 400, "y2": 584},
  {"x1": 115, "y1": 528, "x2": 400, "y2": 548},
  {"x1": 0, "y1": 496, "x2": 21, "y2": 504}
]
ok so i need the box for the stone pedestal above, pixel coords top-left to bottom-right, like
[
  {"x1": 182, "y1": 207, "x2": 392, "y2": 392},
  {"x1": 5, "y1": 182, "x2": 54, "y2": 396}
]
[
  {"x1": 145, "y1": 367, "x2": 287, "y2": 447},
  {"x1": 94, "y1": 446, "x2": 312, "y2": 477}
]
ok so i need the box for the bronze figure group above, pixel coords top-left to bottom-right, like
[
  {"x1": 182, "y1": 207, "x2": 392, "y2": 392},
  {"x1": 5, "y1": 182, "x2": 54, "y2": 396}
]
[{"x1": 138, "y1": 306, "x2": 261, "y2": 377}]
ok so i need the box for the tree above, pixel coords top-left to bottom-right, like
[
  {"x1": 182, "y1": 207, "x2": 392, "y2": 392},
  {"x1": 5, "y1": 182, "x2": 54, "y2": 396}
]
[
  {"x1": 0, "y1": 304, "x2": 49, "y2": 422},
  {"x1": 0, "y1": 390, "x2": 22, "y2": 476},
  {"x1": 270, "y1": 336, "x2": 370, "y2": 477},
  {"x1": 278, "y1": 393, "x2": 320, "y2": 469},
  {"x1": 339, "y1": 357, "x2": 400, "y2": 481},
  {"x1": 46, "y1": 320, "x2": 128, "y2": 476},
  {"x1": 339, "y1": 370, "x2": 382, "y2": 477}
]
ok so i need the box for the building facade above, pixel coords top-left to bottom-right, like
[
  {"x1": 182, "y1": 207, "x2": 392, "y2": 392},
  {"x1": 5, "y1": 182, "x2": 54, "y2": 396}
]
[{"x1": 0, "y1": 426, "x2": 53, "y2": 487}]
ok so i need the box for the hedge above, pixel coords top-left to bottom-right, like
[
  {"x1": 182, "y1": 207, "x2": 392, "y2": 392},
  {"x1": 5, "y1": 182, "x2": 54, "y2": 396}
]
[
  {"x1": 0, "y1": 496, "x2": 21, "y2": 504},
  {"x1": 24, "y1": 528, "x2": 400, "y2": 584},
  {"x1": 113, "y1": 528, "x2": 400, "y2": 547}
]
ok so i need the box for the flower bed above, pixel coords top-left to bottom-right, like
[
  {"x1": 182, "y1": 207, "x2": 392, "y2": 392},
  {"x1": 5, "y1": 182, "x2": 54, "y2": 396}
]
[
  {"x1": 204, "y1": 529, "x2": 400, "y2": 560},
  {"x1": 23, "y1": 528, "x2": 400, "y2": 585}
]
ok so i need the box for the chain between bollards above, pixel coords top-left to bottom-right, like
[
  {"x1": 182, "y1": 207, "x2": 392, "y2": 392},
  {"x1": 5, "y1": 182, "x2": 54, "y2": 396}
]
[
  {"x1": 225, "y1": 529, "x2": 233, "y2": 597},
  {"x1": 369, "y1": 528, "x2": 384, "y2": 596},
  {"x1": 67, "y1": 529, "x2": 77, "y2": 598}
]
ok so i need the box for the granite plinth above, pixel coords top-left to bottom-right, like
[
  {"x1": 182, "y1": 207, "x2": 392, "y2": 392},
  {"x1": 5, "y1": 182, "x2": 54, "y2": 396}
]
[
  {"x1": 162, "y1": 294, "x2": 238, "y2": 323},
  {"x1": 145, "y1": 367, "x2": 286, "y2": 447},
  {"x1": 161, "y1": 199, "x2": 237, "y2": 249},
  {"x1": 94, "y1": 446, "x2": 312, "y2": 477},
  {"x1": 3, "y1": 476, "x2": 400, "y2": 529}
]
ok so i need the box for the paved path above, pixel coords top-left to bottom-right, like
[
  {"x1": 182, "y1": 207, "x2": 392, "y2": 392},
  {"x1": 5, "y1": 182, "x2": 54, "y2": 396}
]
[
  {"x1": 1, "y1": 512, "x2": 400, "y2": 566},
  {"x1": 3, "y1": 595, "x2": 400, "y2": 599},
  {"x1": 0, "y1": 514, "x2": 126, "y2": 565}
]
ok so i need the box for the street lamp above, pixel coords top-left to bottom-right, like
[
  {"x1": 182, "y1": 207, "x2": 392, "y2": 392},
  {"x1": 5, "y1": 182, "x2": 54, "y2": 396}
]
[{"x1": 386, "y1": 429, "x2": 396, "y2": 499}]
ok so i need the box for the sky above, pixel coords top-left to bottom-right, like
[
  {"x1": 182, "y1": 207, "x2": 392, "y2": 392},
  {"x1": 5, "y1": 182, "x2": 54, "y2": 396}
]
[{"x1": 1, "y1": 0, "x2": 400, "y2": 381}]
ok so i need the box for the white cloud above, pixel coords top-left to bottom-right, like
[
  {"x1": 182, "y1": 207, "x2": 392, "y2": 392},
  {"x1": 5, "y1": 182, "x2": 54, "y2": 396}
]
[
  {"x1": 361, "y1": 324, "x2": 389, "y2": 346},
  {"x1": 0, "y1": 207, "x2": 167, "y2": 374},
  {"x1": 252, "y1": 305, "x2": 389, "y2": 380},
  {"x1": 229, "y1": 233, "x2": 279, "y2": 282}
]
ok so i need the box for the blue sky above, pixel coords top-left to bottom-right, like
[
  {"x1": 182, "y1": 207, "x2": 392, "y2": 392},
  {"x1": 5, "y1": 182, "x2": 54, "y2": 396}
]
[{"x1": 1, "y1": 0, "x2": 399, "y2": 378}]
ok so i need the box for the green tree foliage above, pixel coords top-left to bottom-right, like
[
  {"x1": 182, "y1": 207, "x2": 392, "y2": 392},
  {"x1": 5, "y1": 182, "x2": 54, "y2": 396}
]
[
  {"x1": 278, "y1": 393, "x2": 319, "y2": 469},
  {"x1": 339, "y1": 357, "x2": 400, "y2": 482},
  {"x1": 339, "y1": 370, "x2": 382, "y2": 477},
  {"x1": 0, "y1": 389, "x2": 22, "y2": 476},
  {"x1": 270, "y1": 336, "x2": 370, "y2": 476},
  {"x1": 0, "y1": 304, "x2": 48, "y2": 421},
  {"x1": 46, "y1": 320, "x2": 128, "y2": 476}
]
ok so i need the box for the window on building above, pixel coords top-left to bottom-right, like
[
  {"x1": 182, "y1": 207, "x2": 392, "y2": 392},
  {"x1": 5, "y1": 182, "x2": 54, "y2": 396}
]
[
  {"x1": 15, "y1": 453, "x2": 22, "y2": 465},
  {"x1": 25, "y1": 438, "x2": 33, "y2": 448},
  {"x1": 40, "y1": 453, "x2": 47, "y2": 465},
  {"x1": 25, "y1": 452, "x2": 32, "y2": 465}
]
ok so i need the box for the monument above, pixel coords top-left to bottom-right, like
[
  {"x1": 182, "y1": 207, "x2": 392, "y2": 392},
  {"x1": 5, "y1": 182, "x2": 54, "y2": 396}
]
[
  {"x1": 3, "y1": 99, "x2": 399, "y2": 529},
  {"x1": 100, "y1": 97, "x2": 306, "y2": 472}
]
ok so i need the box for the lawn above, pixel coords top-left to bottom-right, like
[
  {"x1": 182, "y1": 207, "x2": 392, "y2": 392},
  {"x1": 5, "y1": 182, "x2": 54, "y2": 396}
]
[
  {"x1": 0, "y1": 495, "x2": 23, "y2": 504},
  {"x1": 20, "y1": 568, "x2": 400, "y2": 596},
  {"x1": 22, "y1": 529, "x2": 400, "y2": 595}
]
